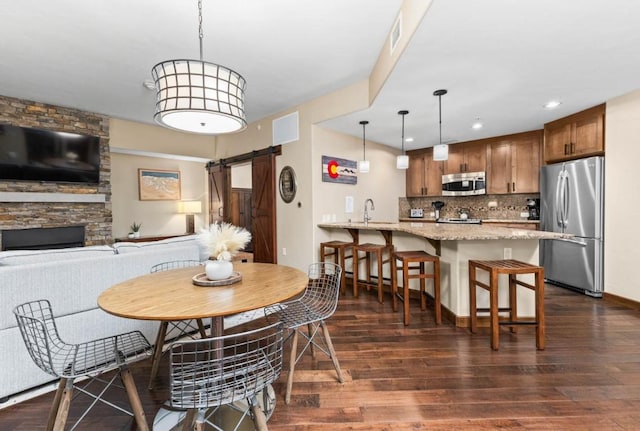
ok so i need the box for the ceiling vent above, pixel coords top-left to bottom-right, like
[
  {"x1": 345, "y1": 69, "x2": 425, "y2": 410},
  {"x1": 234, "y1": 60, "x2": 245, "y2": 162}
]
[{"x1": 390, "y1": 13, "x2": 402, "y2": 54}]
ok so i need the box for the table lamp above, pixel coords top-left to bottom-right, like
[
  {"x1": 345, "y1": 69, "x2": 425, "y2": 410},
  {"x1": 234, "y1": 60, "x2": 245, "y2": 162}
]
[{"x1": 177, "y1": 201, "x2": 202, "y2": 234}]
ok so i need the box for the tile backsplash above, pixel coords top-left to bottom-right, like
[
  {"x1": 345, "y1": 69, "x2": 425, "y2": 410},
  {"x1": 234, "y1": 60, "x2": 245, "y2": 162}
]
[{"x1": 399, "y1": 193, "x2": 539, "y2": 220}]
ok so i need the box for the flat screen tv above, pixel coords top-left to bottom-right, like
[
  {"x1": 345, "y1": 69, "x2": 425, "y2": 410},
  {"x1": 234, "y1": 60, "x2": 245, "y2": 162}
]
[{"x1": 0, "y1": 123, "x2": 100, "y2": 184}]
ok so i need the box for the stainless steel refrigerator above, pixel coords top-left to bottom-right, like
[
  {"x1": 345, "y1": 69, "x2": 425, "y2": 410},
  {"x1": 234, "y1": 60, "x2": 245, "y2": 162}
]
[{"x1": 540, "y1": 156, "x2": 604, "y2": 297}]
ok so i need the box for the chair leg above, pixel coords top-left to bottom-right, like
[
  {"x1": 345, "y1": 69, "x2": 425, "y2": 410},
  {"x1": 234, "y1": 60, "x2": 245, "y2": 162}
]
[
  {"x1": 509, "y1": 274, "x2": 518, "y2": 334},
  {"x1": 46, "y1": 378, "x2": 67, "y2": 431},
  {"x1": 391, "y1": 256, "x2": 399, "y2": 312},
  {"x1": 320, "y1": 321, "x2": 344, "y2": 383},
  {"x1": 308, "y1": 323, "x2": 316, "y2": 358},
  {"x1": 353, "y1": 250, "x2": 360, "y2": 297},
  {"x1": 249, "y1": 395, "x2": 269, "y2": 431},
  {"x1": 490, "y1": 270, "x2": 500, "y2": 350},
  {"x1": 196, "y1": 319, "x2": 207, "y2": 338},
  {"x1": 535, "y1": 271, "x2": 546, "y2": 350},
  {"x1": 285, "y1": 330, "x2": 299, "y2": 404},
  {"x1": 403, "y1": 263, "x2": 410, "y2": 325},
  {"x1": 120, "y1": 366, "x2": 150, "y2": 431},
  {"x1": 52, "y1": 378, "x2": 74, "y2": 431},
  {"x1": 434, "y1": 259, "x2": 442, "y2": 325},
  {"x1": 149, "y1": 321, "x2": 169, "y2": 389},
  {"x1": 180, "y1": 409, "x2": 198, "y2": 431}
]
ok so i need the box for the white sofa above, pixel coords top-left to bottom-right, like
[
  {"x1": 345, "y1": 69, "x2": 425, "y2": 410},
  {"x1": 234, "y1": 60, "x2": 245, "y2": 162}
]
[{"x1": 0, "y1": 235, "x2": 208, "y2": 402}]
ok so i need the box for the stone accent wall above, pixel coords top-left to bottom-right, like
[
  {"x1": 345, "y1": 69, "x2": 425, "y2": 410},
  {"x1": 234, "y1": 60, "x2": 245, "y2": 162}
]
[
  {"x1": 400, "y1": 193, "x2": 539, "y2": 220},
  {"x1": 0, "y1": 95, "x2": 112, "y2": 246}
]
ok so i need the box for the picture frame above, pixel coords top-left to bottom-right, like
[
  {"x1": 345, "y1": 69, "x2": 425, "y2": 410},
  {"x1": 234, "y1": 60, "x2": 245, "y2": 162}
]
[{"x1": 138, "y1": 169, "x2": 181, "y2": 201}]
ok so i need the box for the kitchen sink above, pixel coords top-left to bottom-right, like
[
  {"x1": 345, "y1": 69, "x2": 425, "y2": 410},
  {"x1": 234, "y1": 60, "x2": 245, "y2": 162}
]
[{"x1": 437, "y1": 218, "x2": 482, "y2": 224}]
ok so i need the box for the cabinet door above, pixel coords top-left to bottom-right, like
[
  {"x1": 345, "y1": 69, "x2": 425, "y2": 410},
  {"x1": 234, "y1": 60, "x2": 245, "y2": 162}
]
[
  {"x1": 444, "y1": 145, "x2": 465, "y2": 174},
  {"x1": 511, "y1": 133, "x2": 540, "y2": 193},
  {"x1": 406, "y1": 153, "x2": 426, "y2": 197},
  {"x1": 464, "y1": 142, "x2": 487, "y2": 173},
  {"x1": 424, "y1": 151, "x2": 443, "y2": 196},
  {"x1": 573, "y1": 113, "x2": 604, "y2": 157},
  {"x1": 544, "y1": 122, "x2": 572, "y2": 163},
  {"x1": 487, "y1": 141, "x2": 511, "y2": 194}
]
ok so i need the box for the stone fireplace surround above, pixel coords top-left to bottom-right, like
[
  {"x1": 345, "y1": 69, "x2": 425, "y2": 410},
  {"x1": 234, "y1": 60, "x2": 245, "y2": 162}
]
[{"x1": 0, "y1": 95, "x2": 112, "y2": 246}]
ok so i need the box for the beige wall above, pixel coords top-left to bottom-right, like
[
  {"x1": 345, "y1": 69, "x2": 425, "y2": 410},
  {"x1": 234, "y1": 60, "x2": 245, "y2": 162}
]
[{"x1": 604, "y1": 89, "x2": 640, "y2": 301}]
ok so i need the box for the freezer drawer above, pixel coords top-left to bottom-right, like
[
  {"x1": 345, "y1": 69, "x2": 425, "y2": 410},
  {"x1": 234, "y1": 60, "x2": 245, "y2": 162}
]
[{"x1": 540, "y1": 237, "x2": 603, "y2": 297}]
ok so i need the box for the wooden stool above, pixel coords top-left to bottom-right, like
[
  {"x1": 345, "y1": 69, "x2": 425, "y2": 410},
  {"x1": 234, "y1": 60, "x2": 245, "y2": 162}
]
[
  {"x1": 320, "y1": 240, "x2": 354, "y2": 294},
  {"x1": 352, "y1": 243, "x2": 393, "y2": 303},
  {"x1": 391, "y1": 250, "x2": 441, "y2": 325},
  {"x1": 469, "y1": 259, "x2": 545, "y2": 350}
]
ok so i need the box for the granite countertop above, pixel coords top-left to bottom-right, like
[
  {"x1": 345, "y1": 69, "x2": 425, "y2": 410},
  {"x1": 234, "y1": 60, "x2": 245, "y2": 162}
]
[{"x1": 318, "y1": 221, "x2": 570, "y2": 241}]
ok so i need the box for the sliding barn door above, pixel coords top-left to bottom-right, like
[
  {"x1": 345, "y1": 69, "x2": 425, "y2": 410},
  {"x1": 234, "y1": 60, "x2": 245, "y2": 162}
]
[
  {"x1": 208, "y1": 164, "x2": 231, "y2": 224},
  {"x1": 251, "y1": 153, "x2": 277, "y2": 263}
]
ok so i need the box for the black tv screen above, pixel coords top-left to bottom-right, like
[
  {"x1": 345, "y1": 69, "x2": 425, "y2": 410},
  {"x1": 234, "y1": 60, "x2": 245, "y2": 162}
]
[{"x1": 0, "y1": 124, "x2": 100, "y2": 184}]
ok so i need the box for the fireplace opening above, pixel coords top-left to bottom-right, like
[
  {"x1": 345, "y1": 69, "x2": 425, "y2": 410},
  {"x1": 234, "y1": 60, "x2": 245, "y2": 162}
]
[{"x1": 1, "y1": 226, "x2": 86, "y2": 251}]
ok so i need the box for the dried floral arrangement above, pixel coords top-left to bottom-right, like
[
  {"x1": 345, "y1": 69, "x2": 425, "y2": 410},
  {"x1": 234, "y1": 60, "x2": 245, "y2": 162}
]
[{"x1": 198, "y1": 222, "x2": 251, "y2": 261}]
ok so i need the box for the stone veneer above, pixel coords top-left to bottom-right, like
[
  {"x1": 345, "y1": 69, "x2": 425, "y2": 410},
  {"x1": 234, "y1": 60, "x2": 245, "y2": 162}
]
[
  {"x1": 400, "y1": 193, "x2": 539, "y2": 220},
  {"x1": 0, "y1": 95, "x2": 111, "y2": 246}
]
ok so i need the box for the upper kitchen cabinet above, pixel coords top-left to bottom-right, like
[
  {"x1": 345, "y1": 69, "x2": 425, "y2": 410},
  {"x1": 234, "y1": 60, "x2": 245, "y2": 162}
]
[
  {"x1": 487, "y1": 130, "x2": 541, "y2": 194},
  {"x1": 444, "y1": 141, "x2": 487, "y2": 174},
  {"x1": 406, "y1": 148, "x2": 443, "y2": 197},
  {"x1": 543, "y1": 104, "x2": 605, "y2": 163}
]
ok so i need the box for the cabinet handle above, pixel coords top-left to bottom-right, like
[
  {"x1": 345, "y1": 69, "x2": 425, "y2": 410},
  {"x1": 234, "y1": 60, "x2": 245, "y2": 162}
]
[
  {"x1": 570, "y1": 142, "x2": 575, "y2": 154},
  {"x1": 507, "y1": 182, "x2": 510, "y2": 193},
  {"x1": 512, "y1": 182, "x2": 516, "y2": 192},
  {"x1": 564, "y1": 144, "x2": 569, "y2": 155},
  {"x1": 460, "y1": 163, "x2": 463, "y2": 172}
]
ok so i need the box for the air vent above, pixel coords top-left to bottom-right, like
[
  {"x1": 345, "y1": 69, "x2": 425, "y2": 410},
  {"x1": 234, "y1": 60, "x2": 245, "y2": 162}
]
[{"x1": 390, "y1": 13, "x2": 402, "y2": 54}]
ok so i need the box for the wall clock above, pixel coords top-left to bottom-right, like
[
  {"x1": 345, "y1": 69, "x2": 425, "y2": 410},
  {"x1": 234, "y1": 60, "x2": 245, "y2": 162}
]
[{"x1": 278, "y1": 166, "x2": 297, "y2": 203}]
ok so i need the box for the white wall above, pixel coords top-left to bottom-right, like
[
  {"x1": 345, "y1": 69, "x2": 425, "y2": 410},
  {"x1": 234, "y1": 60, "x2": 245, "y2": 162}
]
[{"x1": 604, "y1": 89, "x2": 640, "y2": 301}]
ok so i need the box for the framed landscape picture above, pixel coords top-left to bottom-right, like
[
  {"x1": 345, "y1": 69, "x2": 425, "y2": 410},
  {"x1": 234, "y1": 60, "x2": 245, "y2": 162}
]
[{"x1": 138, "y1": 169, "x2": 181, "y2": 201}]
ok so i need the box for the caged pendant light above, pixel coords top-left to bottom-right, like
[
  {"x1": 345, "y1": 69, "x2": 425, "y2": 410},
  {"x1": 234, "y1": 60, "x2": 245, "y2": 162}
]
[
  {"x1": 432, "y1": 89, "x2": 449, "y2": 161},
  {"x1": 151, "y1": 0, "x2": 247, "y2": 135},
  {"x1": 359, "y1": 120, "x2": 370, "y2": 173},
  {"x1": 396, "y1": 110, "x2": 409, "y2": 169}
]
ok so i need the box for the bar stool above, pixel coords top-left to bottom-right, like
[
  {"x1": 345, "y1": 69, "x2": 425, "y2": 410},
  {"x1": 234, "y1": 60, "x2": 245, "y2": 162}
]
[
  {"x1": 468, "y1": 259, "x2": 545, "y2": 350},
  {"x1": 320, "y1": 240, "x2": 354, "y2": 294},
  {"x1": 352, "y1": 242, "x2": 393, "y2": 303},
  {"x1": 391, "y1": 250, "x2": 441, "y2": 325}
]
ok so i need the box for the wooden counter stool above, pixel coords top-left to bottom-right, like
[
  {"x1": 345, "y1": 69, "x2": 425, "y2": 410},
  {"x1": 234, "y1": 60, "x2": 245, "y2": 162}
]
[
  {"x1": 352, "y1": 243, "x2": 393, "y2": 303},
  {"x1": 320, "y1": 240, "x2": 354, "y2": 295},
  {"x1": 469, "y1": 259, "x2": 545, "y2": 350},
  {"x1": 391, "y1": 250, "x2": 441, "y2": 325}
]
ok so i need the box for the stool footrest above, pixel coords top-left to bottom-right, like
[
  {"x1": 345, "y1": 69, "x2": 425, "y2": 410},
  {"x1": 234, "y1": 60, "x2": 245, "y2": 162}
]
[{"x1": 499, "y1": 321, "x2": 538, "y2": 326}]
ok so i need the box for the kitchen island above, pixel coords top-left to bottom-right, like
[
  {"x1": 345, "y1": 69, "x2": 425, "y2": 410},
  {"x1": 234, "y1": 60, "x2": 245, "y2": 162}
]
[{"x1": 318, "y1": 221, "x2": 569, "y2": 326}]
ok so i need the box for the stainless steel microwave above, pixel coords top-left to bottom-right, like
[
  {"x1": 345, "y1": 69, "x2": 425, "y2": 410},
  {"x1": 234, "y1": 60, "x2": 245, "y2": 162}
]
[{"x1": 441, "y1": 171, "x2": 486, "y2": 196}]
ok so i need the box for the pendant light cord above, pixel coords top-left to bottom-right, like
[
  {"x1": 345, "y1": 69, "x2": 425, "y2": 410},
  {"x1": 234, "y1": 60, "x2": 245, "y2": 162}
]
[
  {"x1": 438, "y1": 93, "x2": 442, "y2": 146},
  {"x1": 360, "y1": 120, "x2": 368, "y2": 159},
  {"x1": 198, "y1": 0, "x2": 204, "y2": 61},
  {"x1": 398, "y1": 110, "x2": 409, "y2": 154}
]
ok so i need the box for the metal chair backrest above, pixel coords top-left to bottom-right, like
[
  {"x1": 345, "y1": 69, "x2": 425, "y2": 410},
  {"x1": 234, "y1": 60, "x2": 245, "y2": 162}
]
[
  {"x1": 13, "y1": 299, "x2": 66, "y2": 377},
  {"x1": 297, "y1": 262, "x2": 342, "y2": 320},
  {"x1": 168, "y1": 321, "x2": 284, "y2": 409},
  {"x1": 150, "y1": 259, "x2": 202, "y2": 273}
]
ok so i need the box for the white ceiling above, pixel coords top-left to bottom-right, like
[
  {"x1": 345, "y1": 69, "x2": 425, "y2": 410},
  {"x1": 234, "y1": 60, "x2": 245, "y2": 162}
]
[{"x1": 2, "y1": 0, "x2": 640, "y2": 152}]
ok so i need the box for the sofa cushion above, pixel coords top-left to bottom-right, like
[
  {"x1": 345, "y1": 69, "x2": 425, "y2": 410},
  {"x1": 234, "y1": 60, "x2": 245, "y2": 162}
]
[
  {"x1": 0, "y1": 245, "x2": 115, "y2": 266},
  {"x1": 113, "y1": 235, "x2": 208, "y2": 261}
]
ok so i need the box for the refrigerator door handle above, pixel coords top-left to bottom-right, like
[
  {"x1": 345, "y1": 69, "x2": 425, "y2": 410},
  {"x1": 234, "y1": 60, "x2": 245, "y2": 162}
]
[
  {"x1": 555, "y1": 237, "x2": 588, "y2": 247},
  {"x1": 562, "y1": 171, "x2": 570, "y2": 228},
  {"x1": 555, "y1": 171, "x2": 563, "y2": 228}
]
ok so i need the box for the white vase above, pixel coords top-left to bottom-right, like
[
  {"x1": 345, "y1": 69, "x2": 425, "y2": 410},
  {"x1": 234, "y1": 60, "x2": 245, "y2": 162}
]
[{"x1": 205, "y1": 260, "x2": 233, "y2": 280}]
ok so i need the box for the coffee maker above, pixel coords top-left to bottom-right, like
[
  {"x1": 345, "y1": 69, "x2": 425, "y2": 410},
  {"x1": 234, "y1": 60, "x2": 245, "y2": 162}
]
[
  {"x1": 527, "y1": 198, "x2": 540, "y2": 220},
  {"x1": 431, "y1": 201, "x2": 445, "y2": 220}
]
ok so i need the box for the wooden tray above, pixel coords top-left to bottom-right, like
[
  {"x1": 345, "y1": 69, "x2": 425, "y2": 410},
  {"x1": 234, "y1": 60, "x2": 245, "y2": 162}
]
[{"x1": 192, "y1": 272, "x2": 242, "y2": 287}]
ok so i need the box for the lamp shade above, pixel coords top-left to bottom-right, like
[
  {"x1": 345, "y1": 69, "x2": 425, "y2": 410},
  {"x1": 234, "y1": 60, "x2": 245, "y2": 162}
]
[
  {"x1": 359, "y1": 160, "x2": 370, "y2": 173},
  {"x1": 177, "y1": 200, "x2": 202, "y2": 214},
  {"x1": 396, "y1": 155, "x2": 409, "y2": 169},
  {"x1": 433, "y1": 144, "x2": 449, "y2": 161},
  {"x1": 152, "y1": 60, "x2": 247, "y2": 135}
]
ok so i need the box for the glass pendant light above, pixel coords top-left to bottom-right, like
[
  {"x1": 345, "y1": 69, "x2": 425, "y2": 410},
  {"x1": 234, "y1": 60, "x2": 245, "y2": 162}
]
[
  {"x1": 396, "y1": 110, "x2": 409, "y2": 169},
  {"x1": 359, "y1": 120, "x2": 370, "y2": 173},
  {"x1": 433, "y1": 89, "x2": 449, "y2": 161}
]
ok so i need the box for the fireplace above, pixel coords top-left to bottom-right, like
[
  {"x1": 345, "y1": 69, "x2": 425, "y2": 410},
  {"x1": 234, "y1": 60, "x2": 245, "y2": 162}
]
[{"x1": 1, "y1": 226, "x2": 86, "y2": 251}]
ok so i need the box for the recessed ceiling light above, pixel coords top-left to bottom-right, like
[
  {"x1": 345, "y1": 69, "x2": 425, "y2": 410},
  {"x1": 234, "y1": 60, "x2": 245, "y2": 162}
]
[
  {"x1": 471, "y1": 120, "x2": 483, "y2": 130},
  {"x1": 543, "y1": 100, "x2": 562, "y2": 109},
  {"x1": 142, "y1": 79, "x2": 156, "y2": 90},
  {"x1": 405, "y1": 137, "x2": 414, "y2": 143}
]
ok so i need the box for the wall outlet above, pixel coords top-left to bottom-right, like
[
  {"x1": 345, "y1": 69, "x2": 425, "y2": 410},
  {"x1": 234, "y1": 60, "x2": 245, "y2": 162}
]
[
  {"x1": 503, "y1": 247, "x2": 512, "y2": 259},
  {"x1": 520, "y1": 211, "x2": 530, "y2": 218},
  {"x1": 282, "y1": 247, "x2": 287, "y2": 256},
  {"x1": 345, "y1": 196, "x2": 354, "y2": 213},
  {"x1": 488, "y1": 201, "x2": 498, "y2": 208}
]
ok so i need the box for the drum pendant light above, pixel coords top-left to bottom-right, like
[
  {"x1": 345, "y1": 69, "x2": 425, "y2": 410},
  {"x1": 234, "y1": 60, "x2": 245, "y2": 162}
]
[
  {"x1": 396, "y1": 110, "x2": 409, "y2": 169},
  {"x1": 151, "y1": 0, "x2": 247, "y2": 135},
  {"x1": 359, "y1": 120, "x2": 370, "y2": 173},
  {"x1": 433, "y1": 89, "x2": 449, "y2": 161}
]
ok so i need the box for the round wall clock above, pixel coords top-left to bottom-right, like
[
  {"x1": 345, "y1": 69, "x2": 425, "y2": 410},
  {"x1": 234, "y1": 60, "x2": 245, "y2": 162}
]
[{"x1": 279, "y1": 165, "x2": 297, "y2": 203}]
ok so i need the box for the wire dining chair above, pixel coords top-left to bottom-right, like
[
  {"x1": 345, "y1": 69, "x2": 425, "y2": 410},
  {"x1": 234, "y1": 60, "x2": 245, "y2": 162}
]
[
  {"x1": 160, "y1": 321, "x2": 284, "y2": 431},
  {"x1": 264, "y1": 262, "x2": 344, "y2": 404},
  {"x1": 148, "y1": 259, "x2": 207, "y2": 389},
  {"x1": 13, "y1": 299, "x2": 152, "y2": 431}
]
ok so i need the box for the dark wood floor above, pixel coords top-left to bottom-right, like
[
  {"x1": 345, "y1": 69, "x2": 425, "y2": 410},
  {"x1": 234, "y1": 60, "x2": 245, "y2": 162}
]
[{"x1": 2, "y1": 284, "x2": 640, "y2": 430}]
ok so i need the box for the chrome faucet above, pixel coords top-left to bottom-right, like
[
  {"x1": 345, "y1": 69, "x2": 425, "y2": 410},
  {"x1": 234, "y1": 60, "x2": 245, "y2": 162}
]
[{"x1": 364, "y1": 198, "x2": 375, "y2": 224}]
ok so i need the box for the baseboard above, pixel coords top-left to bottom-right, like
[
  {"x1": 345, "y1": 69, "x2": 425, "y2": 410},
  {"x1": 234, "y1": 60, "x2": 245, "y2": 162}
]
[{"x1": 604, "y1": 292, "x2": 640, "y2": 311}]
